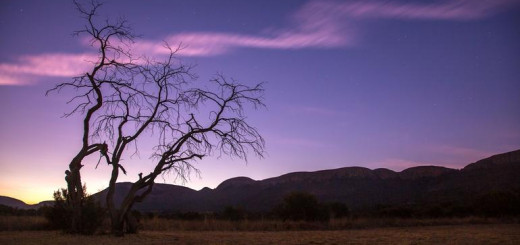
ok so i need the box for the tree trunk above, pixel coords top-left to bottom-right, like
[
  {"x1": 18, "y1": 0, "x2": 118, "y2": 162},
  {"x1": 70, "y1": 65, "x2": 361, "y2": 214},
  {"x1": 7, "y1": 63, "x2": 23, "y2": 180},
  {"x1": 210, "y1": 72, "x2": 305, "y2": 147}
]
[
  {"x1": 110, "y1": 210, "x2": 124, "y2": 237},
  {"x1": 109, "y1": 185, "x2": 137, "y2": 236},
  {"x1": 125, "y1": 212, "x2": 139, "y2": 234},
  {"x1": 110, "y1": 209, "x2": 139, "y2": 236},
  {"x1": 108, "y1": 180, "x2": 153, "y2": 236},
  {"x1": 65, "y1": 156, "x2": 85, "y2": 233}
]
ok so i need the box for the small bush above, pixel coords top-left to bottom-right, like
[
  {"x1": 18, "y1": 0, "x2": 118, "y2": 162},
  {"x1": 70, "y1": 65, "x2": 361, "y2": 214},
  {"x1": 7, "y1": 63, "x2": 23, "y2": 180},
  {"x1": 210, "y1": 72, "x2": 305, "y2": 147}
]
[
  {"x1": 221, "y1": 206, "x2": 246, "y2": 221},
  {"x1": 326, "y1": 202, "x2": 350, "y2": 219},
  {"x1": 274, "y1": 192, "x2": 329, "y2": 222},
  {"x1": 44, "y1": 186, "x2": 105, "y2": 235}
]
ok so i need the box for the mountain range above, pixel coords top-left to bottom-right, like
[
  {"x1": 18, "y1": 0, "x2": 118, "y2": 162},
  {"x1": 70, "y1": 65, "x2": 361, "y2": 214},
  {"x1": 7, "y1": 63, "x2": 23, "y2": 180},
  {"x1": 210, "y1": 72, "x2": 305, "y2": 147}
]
[{"x1": 2, "y1": 149, "x2": 519, "y2": 212}]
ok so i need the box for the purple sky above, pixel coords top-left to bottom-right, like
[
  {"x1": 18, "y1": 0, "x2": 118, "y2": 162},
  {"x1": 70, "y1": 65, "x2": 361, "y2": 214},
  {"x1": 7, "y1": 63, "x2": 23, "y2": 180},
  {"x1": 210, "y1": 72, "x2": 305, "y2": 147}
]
[{"x1": 1, "y1": 0, "x2": 519, "y2": 204}]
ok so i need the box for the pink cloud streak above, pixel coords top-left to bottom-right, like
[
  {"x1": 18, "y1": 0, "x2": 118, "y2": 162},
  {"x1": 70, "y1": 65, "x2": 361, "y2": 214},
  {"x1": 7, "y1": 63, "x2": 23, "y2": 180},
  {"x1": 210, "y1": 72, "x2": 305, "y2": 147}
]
[
  {"x1": 134, "y1": 0, "x2": 518, "y2": 57},
  {"x1": 0, "y1": 53, "x2": 97, "y2": 85},
  {"x1": 2, "y1": 0, "x2": 518, "y2": 85},
  {"x1": 134, "y1": 28, "x2": 351, "y2": 57}
]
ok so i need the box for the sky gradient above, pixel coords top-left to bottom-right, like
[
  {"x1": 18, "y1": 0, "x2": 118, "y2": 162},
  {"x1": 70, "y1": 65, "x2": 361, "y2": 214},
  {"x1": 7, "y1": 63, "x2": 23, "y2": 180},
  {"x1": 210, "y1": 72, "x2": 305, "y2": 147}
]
[{"x1": 1, "y1": 0, "x2": 519, "y2": 204}]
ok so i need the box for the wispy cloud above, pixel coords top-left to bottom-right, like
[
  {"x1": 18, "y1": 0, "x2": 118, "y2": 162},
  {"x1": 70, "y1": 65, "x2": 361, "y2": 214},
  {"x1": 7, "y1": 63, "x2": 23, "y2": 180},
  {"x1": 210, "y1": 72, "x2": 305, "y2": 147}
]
[
  {"x1": 0, "y1": 73, "x2": 25, "y2": 86},
  {"x1": 153, "y1": 0, "x2": 518, "y2": 57},
  {"x1": 0, "y1": 53, "x2": 97, "y2": 85},
  {"x1": 2, "y1": 0, "x2": 518, "y2": 85},
  {"x1": 299, "y1": 0, "x2": 518, "y2": 22},
  {"x1": 134, "y1": 16, "x2": 352, "y2": 57},
  {"x1": 173, "y1": 30, "x2": 345, "y2": 54}
]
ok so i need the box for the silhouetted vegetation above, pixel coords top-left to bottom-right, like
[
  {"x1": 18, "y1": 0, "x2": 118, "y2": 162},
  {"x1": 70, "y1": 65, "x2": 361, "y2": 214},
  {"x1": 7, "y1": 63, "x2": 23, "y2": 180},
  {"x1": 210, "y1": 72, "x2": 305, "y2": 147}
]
[
  {"x1": 326, "y1": 202, "x2": 351, "y2": 219},
  {"x1": 274, "y1": 192, "x2": 330, "y2": 222},
  {"x1": 0, "y1": 205, "x2": 46, "y2": 217},
  {"x1": 474, "y1": 190, "x2": 520, "y2": 217},
  {"x1": 2, "y1": 189, "x2": 519, "y2": 233},
  {"x1": 44, "y1": 187, "x2": 105, "y2": 235},
  {"x1": 137, "y1": 190, "x2": 520, "y2": 225},
  {"x1": 358, "y1": 190, "x2": 520, "y2": 219},
  {"x1": 221, "y1": 206, "x2": 247, "y2": 221}
]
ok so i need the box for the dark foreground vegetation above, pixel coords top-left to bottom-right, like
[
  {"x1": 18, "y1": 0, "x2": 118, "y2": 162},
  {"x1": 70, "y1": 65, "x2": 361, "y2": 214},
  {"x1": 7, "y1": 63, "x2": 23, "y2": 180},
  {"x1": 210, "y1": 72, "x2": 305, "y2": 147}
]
[{"x1": 1, "y1": 190, "x2": 519, "y2": 233}]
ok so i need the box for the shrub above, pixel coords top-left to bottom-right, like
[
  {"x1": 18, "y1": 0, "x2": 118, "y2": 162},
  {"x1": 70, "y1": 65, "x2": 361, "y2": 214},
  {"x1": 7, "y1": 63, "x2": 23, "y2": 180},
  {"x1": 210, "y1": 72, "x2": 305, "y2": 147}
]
[
  {"x1": 44, "y1": 186, "x2": 105, "y2": 235},
  {"x1": 275, "y1": 192, "x2": 329, "y2": 222},
  {"x1": 326, "y1": 202, "x2": 350, "y2": 219},
  {"x1": 474, "y1": 191, "x2": 520, "y2": 217},
  {"x1": 222, "y1": 206, "x2": 246, "y2": 221}
]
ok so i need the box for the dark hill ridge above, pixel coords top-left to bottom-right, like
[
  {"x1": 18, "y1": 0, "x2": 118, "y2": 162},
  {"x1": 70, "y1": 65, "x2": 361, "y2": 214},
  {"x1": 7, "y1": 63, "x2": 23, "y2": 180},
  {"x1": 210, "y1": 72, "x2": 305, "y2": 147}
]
[
  {"x1": 2, "y1": 149, "x2": 519, "y2": 212},
  {"x1": 0, "y1": 196, "x2": 29, "y2": 209},
  {"x1": 216, "y1": 177, "x2": 256, "y2": 189},
  {"x1": 399, "y1": 166, "x2": 457, "y2": 179},
  {"x1": 90, "y1": 149, "x2": 520, "y2": 212},
  {"x1": 462, "y1": 149, "x2": 520, "y2": 171}
]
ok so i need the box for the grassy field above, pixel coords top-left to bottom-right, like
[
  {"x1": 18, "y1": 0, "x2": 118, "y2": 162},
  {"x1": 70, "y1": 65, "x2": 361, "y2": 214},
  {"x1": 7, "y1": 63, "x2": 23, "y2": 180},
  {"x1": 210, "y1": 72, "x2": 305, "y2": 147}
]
[
  {"x1": 139, "y1": 216, "x2": 517, "y2": 231},
  {"x1": 1, "y1": 224, "x2": 519, "y2": 245},
  {"x1": 0, "y1": 216, "x2": 48, "y2": 231},
  {"x1": 4, "y1": 215, "x2": 515, "y2": 232}
]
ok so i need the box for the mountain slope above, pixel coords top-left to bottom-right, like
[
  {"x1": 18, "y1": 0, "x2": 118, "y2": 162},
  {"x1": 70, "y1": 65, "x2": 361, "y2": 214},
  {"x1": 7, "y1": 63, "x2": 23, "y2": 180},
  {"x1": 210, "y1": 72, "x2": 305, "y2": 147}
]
[
  {"x1": 0, "y1": 196, "x2": 30, "y2": 209},
  {"x1": 3, "y1": 149, "x2": 519, "y2": 213},
  {"x1": 92, "y1": 149, "x2": 520, "y2": 212}
]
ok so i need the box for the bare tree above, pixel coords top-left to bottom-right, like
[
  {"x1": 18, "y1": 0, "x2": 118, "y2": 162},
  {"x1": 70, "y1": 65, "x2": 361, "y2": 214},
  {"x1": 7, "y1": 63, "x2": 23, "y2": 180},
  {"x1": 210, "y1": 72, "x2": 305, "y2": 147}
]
[
  {"x1": 49, "y1": 1, "x2": 265, "y2": 236},
  {"x1": 46, "y1": 0, "x2": 136, "y2": 233},
  {"x1": 102, "y1": 71, "x2": 265, "y2": 235}
]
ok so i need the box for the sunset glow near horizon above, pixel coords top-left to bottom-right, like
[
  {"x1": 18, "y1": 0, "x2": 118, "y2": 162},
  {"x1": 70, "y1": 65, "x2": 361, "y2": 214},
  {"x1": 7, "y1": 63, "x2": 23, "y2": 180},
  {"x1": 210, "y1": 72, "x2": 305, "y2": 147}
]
[{"x1": 1, "y1": 0, "x2": 519, "y2": 204}]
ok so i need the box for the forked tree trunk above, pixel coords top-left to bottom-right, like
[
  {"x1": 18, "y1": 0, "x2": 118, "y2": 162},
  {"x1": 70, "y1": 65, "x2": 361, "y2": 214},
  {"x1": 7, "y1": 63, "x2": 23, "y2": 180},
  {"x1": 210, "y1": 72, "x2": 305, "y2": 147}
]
[
  {"x1": 109, "y1": 184, "x2": 141, "y2": 236},
  {"x1": 108, "y1": 180, "x2": 153, "y2": 236},
  {"x1": 125, "y1": 213, "x2": 139, "y2": 233},
  {"x1": 110, "y1": 210, "x2": 140, "y2": 236}
]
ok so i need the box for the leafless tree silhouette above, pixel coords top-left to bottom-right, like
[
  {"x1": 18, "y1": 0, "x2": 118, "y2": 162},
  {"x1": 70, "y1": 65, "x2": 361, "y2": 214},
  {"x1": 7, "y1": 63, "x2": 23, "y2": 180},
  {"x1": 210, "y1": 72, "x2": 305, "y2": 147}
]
[
  {"x1": 46, "y1": 0, "x2": 136, "y2": 233},
  {"x1": 48, "y1": 1, "x2": 265, "y2": 236}
]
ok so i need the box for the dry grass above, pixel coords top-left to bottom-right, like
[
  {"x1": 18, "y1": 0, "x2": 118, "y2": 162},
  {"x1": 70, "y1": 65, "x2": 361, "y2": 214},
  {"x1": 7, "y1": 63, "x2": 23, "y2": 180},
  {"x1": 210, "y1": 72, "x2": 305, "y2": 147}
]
[
  {"x1": 0, "y1": 224, "x2": 519, "y2": 245},
  {"x1": 0, "y1": 216, "x2": 49, "y2": 231},
  {"x1": 139, "y1": 216, "x2": 515, "y2": 231},
  {"x1": 1, "y1": 215, "x2": 515, "y2": 233}
]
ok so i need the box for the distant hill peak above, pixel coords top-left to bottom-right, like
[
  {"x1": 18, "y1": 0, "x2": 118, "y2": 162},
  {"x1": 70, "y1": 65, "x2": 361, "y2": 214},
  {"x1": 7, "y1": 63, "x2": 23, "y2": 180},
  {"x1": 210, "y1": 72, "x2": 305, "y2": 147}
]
[
  {"x1": 0, "y1": 196, "x2": 28, "y2": 209},
  {"x1": 199, "y1": 187, "x2": 212, "y2": 192},
  {"x1": 373, "y1": 168, "x2": 399, "y2": 179},
  {"x1": 463, "y1": 149, "x2": 520, "y2": 171},
  {"x1": 399, "y1": 166, "x2": 457, "y2": 179},
  {"x1": 216, "y1": 177, "x2": 256, "y2": 189}
]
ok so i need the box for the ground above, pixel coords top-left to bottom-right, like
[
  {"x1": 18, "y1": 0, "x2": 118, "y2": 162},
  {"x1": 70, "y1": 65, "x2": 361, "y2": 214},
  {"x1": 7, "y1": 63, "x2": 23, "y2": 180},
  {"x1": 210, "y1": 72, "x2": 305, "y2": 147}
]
[{"x1": 1, "y1": 224, "x2": 519, "y2": 245}]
